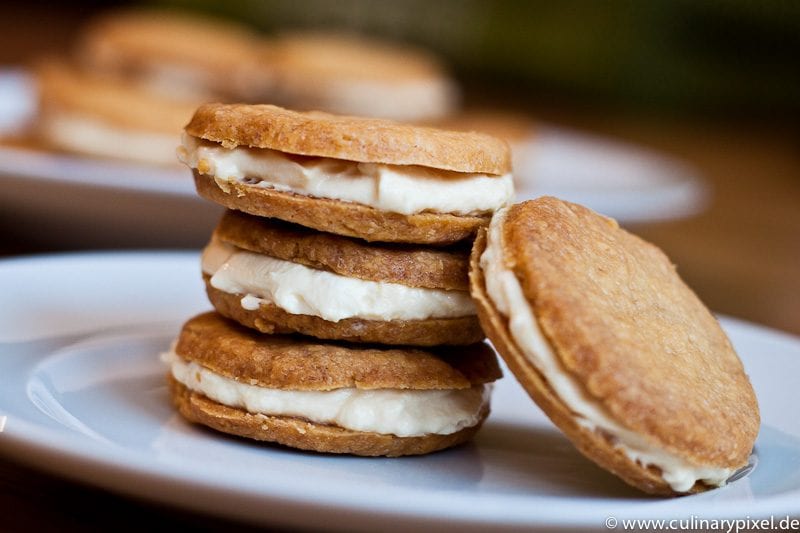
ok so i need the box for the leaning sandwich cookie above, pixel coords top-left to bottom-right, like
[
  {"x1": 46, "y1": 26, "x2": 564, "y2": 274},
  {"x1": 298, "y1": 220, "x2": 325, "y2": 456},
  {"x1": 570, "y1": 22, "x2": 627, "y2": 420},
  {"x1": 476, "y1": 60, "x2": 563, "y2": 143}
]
[
  {"x1": 177, "y1": 103, "x2": 513, "y2": 244},
  {"x1": 163, "y1": 312, "x2": 502, "y2": 456},
  {"x1": 203, "y1": 210, "x2": 483, "y2": 346},
  {"x1": 469, "y1": 197, "x2": 759, "y2": 495}
]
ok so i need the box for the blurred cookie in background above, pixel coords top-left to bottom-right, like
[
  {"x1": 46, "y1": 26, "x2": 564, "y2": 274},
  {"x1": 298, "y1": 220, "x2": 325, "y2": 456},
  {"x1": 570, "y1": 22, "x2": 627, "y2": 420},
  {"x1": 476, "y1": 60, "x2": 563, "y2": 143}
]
[
  {"x1": 34, "y1": 58, "x2": 199, "y2": 166},
  {"x1": 75, "y1": 8, "x2": 274, "y2": 102},
  {"x1": 266, "y1": 32, "x2": 459, "y2": 121},
  {"x1": 29, "y1": 8, "x2": 275, "y2": 166}
]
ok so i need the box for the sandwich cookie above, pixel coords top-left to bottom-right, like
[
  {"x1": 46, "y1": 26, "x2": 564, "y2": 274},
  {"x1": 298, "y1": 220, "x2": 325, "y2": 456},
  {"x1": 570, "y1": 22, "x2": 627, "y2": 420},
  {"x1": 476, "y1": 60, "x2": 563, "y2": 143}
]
[
  {"x1": 203, "y1": 210, "x2": 483, "y2": 346},
  {"x1": 470, "y1": 197, "x2": 759, "y2": 495},
  {"x1": 34, "y1": 59, "x2": 198, "y2": 165},
  {"x1": 164, "y1": 312, "x2": 502, "y2": 456},
  {"x1": 178, "y1": 103, "x2": 513, "y2": 244},
  {"x1": 267, "y1": 32, "x2": 458, "y2": 121},
  {"x1": 75, "y1": 8, "x2": 273, "y2": 102}
]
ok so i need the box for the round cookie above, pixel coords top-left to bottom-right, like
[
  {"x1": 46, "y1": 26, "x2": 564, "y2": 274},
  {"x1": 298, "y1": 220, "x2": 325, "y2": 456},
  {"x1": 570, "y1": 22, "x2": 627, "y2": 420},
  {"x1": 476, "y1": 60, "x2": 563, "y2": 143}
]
[
  {"x1": 34, "y1": 59, "x2": 198, "y2": 165},
  {"x1": 469, "y1": 197, "x2": 759, "y2": 495},
  {"x1": 165, "y1": 312, "x2": 502, "y2": 456},
  {"x1": 266, "y1": 32, "x2": 458, "y2": 121},
  {"x1": 203, "y1": 210, "x2": 484, "y2": 346},
  {"x1": 75, "y1": 8, "x2": 273, "y2": 101},
  {"x1": 179, "y1": 103, "x2": 513, "y2": 244}
]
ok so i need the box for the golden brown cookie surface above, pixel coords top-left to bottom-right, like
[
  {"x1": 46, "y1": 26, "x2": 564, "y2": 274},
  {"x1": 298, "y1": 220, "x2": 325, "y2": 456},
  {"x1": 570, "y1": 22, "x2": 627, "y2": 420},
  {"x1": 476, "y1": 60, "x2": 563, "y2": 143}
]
[
  {"x1": 170, "y1": 377, "x2": 489, "y2": 457},
  {"x1": 185, "y1": 103, "x2": 511, "y2": 175},
  {"x1": 194, "y1": 172, "x2": 488, "y2": 244},
  {"x1": 470, "y1": 197, "x2": 759, "y2": 495},
  {"x1": 175, "y1": 312, "x2": 501, "y2": 391},
  {"x1": 216, "y1": 210, "x2": 470, "y2": 290}
]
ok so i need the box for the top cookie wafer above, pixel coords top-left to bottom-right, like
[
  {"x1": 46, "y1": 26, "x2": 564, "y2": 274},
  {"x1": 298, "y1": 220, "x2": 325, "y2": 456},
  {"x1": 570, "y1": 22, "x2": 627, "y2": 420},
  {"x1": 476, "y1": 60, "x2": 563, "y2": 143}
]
[
  {"x1": 470, "y1": 197, "x2": 759, "y2": 495},
  {"x1": 185, "y1": 103, "x2": 510, "y2": 174}
]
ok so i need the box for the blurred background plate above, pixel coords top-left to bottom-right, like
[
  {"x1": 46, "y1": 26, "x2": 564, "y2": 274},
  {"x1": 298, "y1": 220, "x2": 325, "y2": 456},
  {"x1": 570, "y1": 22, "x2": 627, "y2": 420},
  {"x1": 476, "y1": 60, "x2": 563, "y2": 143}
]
[
  {"x1": 514, "y1": 124, "x2": 707, "y2": 222},
  {"x1": 0, "y1": 68, "x2": 705, "y2": 251}
]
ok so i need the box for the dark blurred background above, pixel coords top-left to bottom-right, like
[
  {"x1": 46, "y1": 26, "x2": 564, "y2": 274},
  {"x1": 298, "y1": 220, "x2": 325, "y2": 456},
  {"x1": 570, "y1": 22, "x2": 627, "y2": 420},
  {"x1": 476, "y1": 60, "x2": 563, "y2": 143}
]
[
  {"x1": 5, "y1": 0, "x2": 800, "y2": 120},
  {"x1": 177, "y1": 0, "x2": 800, "y2": 122}
]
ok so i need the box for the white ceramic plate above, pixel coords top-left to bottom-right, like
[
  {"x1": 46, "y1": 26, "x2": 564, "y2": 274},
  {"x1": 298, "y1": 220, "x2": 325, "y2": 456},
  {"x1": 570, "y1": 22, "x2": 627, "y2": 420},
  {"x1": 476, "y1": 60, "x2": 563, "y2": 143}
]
[
  {"x1": 0, "y1": 252, "x2": 798, "y2": 532},
  {"x1": 0, "y1": 69, "x2": 705, "y2": 249},
  {"x1": 513, "y1": 124, "x2": 708, "y2": 222}
]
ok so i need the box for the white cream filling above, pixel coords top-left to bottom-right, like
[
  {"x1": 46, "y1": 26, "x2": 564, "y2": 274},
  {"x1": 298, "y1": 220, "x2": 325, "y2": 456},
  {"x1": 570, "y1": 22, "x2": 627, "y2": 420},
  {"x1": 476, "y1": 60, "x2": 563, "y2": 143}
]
[
  {"x1": 177, "y1": 133, "x2": 513, "y2": 216},
  {"x1": 41, "y1": 111, "x2": 179, "y2": 165},
  {"x1": 481, "y1": 208, "x2": 734, "y2": 492},
  {"x1": 163, "y1": 349, "x2": 488, "y2": 437},
  {"x1": 202, "y1": 239, "x2": 476, "y2": 322}
]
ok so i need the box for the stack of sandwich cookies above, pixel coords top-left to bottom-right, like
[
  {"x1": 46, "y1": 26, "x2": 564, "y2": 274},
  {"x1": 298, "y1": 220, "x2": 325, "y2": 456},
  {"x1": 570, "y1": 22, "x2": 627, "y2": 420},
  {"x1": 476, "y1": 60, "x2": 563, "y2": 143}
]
[
  {"x1": 470, "y1": 197, "x2": 759, "y2": 495},
  {"x1": 165, "y1": 313, "x2": 501, "y2": 456},
  {"x1": 168, "y1": 103, "x2": 511, "y2": 456},
  {"x1": 177, "y1": 103, "x2": 513, "y2": 244},
  {"x1": 203, "y1": 210, "x2": 482, "y2": 346}
]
